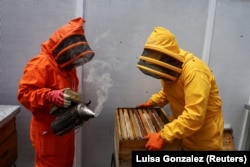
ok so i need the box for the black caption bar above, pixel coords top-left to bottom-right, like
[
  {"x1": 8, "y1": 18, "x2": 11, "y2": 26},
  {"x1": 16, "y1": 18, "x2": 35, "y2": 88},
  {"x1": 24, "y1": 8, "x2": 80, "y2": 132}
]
[{"x1": 132, "y1": 151, "x2": 249, "y2": 167}]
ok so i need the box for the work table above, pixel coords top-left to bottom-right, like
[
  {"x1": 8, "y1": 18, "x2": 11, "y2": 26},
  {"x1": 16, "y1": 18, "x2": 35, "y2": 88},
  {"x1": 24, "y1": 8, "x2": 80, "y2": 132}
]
[
  {"x1": 0, "y1": 105, "x2": 20, "y2": 167},
  {"x1": 0, "y1": 105, "x2": 20, "y2": 127}
]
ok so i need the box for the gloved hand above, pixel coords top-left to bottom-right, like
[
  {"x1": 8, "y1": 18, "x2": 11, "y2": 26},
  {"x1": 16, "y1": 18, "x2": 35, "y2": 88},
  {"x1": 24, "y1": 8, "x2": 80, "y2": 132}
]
[
  {"x1": 136, "y1": 101, "x2": 153, "y2": 108},
  {"x1": 144, "y1": 133, "x2": 164, "y2": 151},
  {"x1": 46, "y1": 89, "x2": 71, "y2": 107}
]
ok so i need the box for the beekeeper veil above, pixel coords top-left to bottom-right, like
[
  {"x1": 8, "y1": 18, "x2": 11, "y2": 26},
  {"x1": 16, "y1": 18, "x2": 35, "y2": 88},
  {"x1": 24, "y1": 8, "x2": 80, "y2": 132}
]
[{"x1": 137, "y1": 27, "x2": 184, "y2": 82}]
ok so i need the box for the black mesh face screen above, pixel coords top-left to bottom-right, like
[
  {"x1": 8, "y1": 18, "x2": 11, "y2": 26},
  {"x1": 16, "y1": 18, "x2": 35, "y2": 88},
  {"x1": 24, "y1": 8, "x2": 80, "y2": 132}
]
[
  {"x1": 53, "y1": 34, "x2": 94, "y2": 70},
  {"x1": 139, "y1": 49, "x2": 183, "y2": 80},
  {"x1": 137, "y1": 60, "x2": 162, "y2": 79},
  {"x1": 53, "y1": 35, "x2": 87, "y2": 55},
  {"x1": 55, "y1": 44, "x2": 88, "y2": 65},
  {"x1": 160, "y1": 54, "x2": 183, "y2": 69},
  {"x1": 143, "y1": 49, "x2": 183, "y2": 69}
]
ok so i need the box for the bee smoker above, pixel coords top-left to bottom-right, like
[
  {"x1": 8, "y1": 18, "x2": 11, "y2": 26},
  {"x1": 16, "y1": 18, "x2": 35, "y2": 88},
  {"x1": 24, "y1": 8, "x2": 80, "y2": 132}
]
[
  {"x1": 50, "y1": 89, "x2": 95, "y2": 136},
  {"x1": 51, "y1": 103, "x2": 95, "y2": 136}
]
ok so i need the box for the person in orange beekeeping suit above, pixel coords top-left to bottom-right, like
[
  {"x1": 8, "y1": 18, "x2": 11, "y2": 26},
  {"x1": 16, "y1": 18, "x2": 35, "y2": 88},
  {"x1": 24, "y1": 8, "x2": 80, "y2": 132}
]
[
  {"x1": 136, "y1": 27, "x2": 224, "y2": 151},
  {"x1": 17, "y1": 17, "x2": 95, "y2": 167}
]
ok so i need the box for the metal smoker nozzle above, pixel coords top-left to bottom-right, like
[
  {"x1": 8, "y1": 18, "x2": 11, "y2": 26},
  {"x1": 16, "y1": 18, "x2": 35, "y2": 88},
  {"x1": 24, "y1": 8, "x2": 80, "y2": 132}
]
[{"x1": 77, "y1": 103, "x2": 96, "y2": 118}]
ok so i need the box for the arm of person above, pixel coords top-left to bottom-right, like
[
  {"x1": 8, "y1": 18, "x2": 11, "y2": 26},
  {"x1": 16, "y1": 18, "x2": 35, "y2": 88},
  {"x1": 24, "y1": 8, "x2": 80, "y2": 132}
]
[
  {"x1": 159, "y1": 70, "x2": 211, "y2": 142},
  {"x1": 148, "y1": 80, "x2": 170, "y2": 107},
  {"x1": 17, "y1": 63, "x2": 51, "y2": 112}
]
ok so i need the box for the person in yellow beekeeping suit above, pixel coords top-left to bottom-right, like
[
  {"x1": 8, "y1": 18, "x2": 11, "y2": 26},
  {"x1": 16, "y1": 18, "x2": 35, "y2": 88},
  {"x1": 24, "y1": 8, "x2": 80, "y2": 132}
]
[{"x1": 136, "y1": 27, "x2": 224, "y2": 151}]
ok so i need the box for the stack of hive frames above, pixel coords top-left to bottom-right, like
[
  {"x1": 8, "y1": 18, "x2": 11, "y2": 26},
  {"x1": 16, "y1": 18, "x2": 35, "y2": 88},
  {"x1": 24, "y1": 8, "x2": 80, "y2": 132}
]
[
  {"x1": 114, "y1": 108, "x2": 181, "y2": 167},
  {"x1": 116, "y1": 107, "x2": 168, "y2": 140}
]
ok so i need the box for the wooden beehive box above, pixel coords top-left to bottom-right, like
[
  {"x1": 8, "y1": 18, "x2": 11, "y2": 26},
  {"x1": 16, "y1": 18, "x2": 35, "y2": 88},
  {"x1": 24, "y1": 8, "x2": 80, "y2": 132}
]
[
  {"x1": 223, "y1": 128, "x2": 234, "y2": 151},
  {"x1": 0, "y1": 118, "x2": 17, "y2": 167},
  {"x1": 114, "y1": 107, "x2": 181, "y2": 167}
]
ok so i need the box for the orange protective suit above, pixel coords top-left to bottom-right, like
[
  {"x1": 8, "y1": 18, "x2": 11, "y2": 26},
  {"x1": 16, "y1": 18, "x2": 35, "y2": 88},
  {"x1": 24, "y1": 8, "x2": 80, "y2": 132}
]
[
  {"x1": 138, "y1": 27, "x2": 224, "y2": 150},
  {"x1": 17, "y1": 18, "x2": 93, "y2": 167}
]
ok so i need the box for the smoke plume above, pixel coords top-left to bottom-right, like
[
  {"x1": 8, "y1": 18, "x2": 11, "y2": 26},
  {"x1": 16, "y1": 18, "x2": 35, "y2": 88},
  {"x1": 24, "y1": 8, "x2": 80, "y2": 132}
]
[{"x1": 84, "y1": 60, "x2": 113, "y2": 117}]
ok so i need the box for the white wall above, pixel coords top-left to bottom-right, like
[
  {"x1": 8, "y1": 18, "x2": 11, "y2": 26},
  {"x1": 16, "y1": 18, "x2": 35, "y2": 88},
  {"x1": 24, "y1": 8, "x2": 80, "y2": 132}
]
[
  {"x1": 0, "y1": 0, "x2": 249, "y2": 167},
  {"x1": 209, "y1": 0, "x2": 250, "y2": 150}
]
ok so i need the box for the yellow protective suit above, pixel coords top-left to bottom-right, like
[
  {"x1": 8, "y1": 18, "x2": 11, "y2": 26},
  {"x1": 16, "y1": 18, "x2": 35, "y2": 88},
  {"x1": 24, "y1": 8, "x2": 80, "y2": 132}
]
[
  {"x1": 17, "y1": 18, "x2": 93, "y2": 167},
  {"x1": 145, "y1": 27, "x2": 224, "y2": 150}
]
